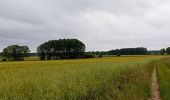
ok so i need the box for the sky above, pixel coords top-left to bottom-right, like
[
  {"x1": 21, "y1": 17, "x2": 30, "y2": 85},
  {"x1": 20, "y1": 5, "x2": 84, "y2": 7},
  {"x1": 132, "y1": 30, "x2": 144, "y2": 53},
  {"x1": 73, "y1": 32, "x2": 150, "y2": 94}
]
[{"x1": 0, "y1": 0, "x2": 170, "y2": 52}]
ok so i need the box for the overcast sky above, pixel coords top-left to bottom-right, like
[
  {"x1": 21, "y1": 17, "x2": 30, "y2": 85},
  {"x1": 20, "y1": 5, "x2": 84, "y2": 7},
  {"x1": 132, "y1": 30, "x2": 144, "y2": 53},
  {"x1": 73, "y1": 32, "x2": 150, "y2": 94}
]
[{"x1": 0, "y1": 0, "x2": 170, "y2": 52}]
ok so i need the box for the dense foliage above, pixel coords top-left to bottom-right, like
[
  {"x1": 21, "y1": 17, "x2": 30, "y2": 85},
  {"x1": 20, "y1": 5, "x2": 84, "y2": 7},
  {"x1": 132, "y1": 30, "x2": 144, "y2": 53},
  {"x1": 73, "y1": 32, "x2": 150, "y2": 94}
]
[
  {"x1": 166, "y1": 47, "x2": 170, "y2": 54},
  {"x1": 94, "y1": 51, "x2": 108, "y2": 55},
  {"x1": 37, "y1": 39, "x2": 86, "y2": 60},
  {"x1": 108, "y1": 49, "x2": 120, "y2": 56},
  {"x1": 108, "y1": 47, "x2": 147, "y2": 56},
  {"x1": 2, "y1": 45, "x2": 30, "y2": 61},
  {"x1": 120, "y1": 47, "x2": 147, "y2": 55},
  {"x1": 159, "y1": 47, "x2": 170, "y2": 55},
  {"x1": 160, "y1": 48, "x2": 166, "y2": 55}
]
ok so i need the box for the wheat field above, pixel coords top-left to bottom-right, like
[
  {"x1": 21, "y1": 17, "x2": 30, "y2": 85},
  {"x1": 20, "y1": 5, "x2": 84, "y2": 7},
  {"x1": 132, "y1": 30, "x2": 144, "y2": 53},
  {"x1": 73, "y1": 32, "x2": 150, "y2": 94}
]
[{"x1": 0, "y1": 56, "x2": 164, "y2": 100}]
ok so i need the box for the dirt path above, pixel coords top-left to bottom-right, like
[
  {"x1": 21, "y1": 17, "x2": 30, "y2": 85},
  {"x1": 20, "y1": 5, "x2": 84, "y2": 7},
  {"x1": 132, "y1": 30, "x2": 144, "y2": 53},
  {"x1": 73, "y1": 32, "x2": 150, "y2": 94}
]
[{"x1": 149, "y1": 65, "x2": 161, "y2": 100}]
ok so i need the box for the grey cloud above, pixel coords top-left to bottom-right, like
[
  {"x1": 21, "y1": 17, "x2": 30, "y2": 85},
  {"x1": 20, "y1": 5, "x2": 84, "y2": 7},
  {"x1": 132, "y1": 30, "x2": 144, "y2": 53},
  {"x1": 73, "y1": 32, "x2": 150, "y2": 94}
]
[{"x1": 0, "y1": 0, "x2": 170, "y2": 52}]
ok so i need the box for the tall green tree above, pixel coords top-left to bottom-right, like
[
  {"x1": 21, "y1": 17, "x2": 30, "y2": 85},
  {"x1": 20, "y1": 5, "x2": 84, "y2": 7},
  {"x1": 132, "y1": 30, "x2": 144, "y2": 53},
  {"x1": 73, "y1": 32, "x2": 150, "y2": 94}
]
[
  {"x1": 2, "y1": 45, "x2": 30, "y2": 61},
  {"x1": 37, "y1": 39, "x2": 86, "y2": 60},
  {"x1": 160, "y1": 48, "x2": 166, "y2": 55},
  {"x1": 166, "y1": 47, "x2": 170, "y2": 54}
]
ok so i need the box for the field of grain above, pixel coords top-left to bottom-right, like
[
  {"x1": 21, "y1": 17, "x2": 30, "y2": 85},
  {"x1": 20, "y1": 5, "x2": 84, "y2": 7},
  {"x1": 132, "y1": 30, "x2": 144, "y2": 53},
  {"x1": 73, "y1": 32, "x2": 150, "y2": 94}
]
[
  {"x1": 157, "y1": 58, "x2": 170, "y2": 100},
  {"x1": 0, "y1": 56, "x2": 164, "y2": 100}
]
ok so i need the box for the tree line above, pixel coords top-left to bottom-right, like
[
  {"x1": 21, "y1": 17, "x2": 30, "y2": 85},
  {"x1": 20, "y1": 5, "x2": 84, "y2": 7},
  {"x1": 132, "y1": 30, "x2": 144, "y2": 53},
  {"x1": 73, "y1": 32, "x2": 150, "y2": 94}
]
[
  {"x1": 108, "y1": 47, "x2": 147, "y2": 56},
  {"x1": 90, "y1": 47, "x2": 170, "y2": 56},
  {"x1": 0, "y1": 38, "x2": 170, "y2": 61},
  {"x1": 0, "y1": 39, "x2": 94, "y2": 61},
  {"x1": 91, "y1": 47, "x2": 147, "y2": 57}
]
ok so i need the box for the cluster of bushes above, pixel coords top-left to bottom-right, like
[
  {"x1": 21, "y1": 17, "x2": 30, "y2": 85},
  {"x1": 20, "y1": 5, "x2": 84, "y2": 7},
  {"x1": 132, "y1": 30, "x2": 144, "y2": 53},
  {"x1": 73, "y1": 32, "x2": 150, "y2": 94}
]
[
  {"x1": 160, "y1": 47, "x2": 170, "y2": 55},
  {"x1": 84, "y1": 52, "x2": 95, "y2": 58}
]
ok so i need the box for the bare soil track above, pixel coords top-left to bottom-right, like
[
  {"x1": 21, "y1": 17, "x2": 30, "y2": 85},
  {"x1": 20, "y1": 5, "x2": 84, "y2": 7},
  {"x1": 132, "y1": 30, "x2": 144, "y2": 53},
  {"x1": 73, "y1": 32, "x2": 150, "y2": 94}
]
[{"x1": 149, "y1": 65, "x2": 161, "y2": 100}]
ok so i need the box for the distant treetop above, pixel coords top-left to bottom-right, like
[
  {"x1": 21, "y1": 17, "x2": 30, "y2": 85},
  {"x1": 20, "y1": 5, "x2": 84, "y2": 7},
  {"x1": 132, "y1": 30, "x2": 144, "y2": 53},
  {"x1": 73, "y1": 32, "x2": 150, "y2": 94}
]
[{"x1": 37, "y1": 39, "x2": 86, "y2": 60}]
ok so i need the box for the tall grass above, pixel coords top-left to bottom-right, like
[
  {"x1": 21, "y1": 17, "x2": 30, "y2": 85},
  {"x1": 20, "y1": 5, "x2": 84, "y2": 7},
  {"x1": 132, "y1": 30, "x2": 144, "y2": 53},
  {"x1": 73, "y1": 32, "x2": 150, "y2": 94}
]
[
  {"x1": 0, "y1": 56, "x2": 163, "y2": 100},
  {"x1": 157, "y1": 58, "x2": 170, "y2": 100}
]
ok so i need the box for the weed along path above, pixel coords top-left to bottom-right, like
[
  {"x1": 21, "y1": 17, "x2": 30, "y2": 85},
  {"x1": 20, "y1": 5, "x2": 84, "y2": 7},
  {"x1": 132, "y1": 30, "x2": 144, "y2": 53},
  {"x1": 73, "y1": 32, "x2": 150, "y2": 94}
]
[{"x1": 150, "y1": 65, "x2": 161, "y2": 100}]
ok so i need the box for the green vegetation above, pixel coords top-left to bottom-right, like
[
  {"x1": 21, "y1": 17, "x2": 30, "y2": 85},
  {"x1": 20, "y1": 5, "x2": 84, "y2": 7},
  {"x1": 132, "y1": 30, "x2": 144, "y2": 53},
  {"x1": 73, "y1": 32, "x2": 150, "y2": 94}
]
[
  {"x1": 108, "y1": 47, "x2": 147, "y2": 56},
  {"x1": 166, "y1": 47, "x2": 170, "y2": 54},
  {"x1": 1, "y1": 45, "x2": 30, "y2": 61},
  {"x1": 157, "y1": 58, "x2": 170, "y2": 100},
  {"x1": 160, "y1": 48, "x2": 166, "y2": 55},
  {"x1": 0, "y1": 56, "x2": 163, "y2": 100},
  {"x1": 37, "y1": 39, "x2": 86, "y2": 60}
]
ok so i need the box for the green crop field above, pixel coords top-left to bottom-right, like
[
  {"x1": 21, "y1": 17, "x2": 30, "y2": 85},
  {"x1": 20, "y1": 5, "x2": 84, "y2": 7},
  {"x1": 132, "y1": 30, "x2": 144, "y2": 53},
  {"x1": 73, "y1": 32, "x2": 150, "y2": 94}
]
[
  {"x1": 157, "y1": 58, "x2": 170, "y2": 100},
  {"x1": 0, "y1": 56, "x2": 166, "y2": 100}
]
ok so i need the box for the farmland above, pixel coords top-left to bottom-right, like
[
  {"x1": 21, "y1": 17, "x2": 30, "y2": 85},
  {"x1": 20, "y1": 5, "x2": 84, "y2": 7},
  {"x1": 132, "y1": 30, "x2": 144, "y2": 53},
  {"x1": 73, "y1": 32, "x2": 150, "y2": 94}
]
[{"x1": 0, "y1": 56, "x2": 166, "y2": 100}]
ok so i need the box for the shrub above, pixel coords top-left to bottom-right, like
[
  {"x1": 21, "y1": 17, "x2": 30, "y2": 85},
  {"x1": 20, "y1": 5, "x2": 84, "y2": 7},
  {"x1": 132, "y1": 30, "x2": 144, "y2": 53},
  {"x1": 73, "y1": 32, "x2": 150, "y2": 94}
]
[
  {"x1": 2, "y1": 58, "x2": 7, "y2": 61},
  {"x1": 99, "y1": 54, "x2": 103, "y2": 58},
  {"x1": 84, "y1": 53, "x2": 95, "y2": 58}
]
